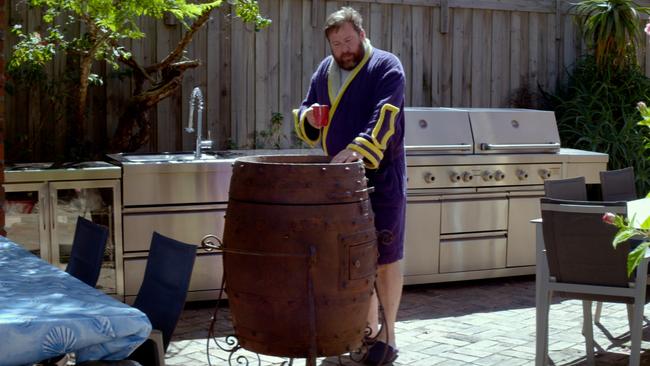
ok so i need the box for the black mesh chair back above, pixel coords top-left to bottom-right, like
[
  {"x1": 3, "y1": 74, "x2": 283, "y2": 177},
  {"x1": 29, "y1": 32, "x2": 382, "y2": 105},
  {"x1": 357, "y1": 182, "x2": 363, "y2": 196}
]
[
  {"x1": 600, "y1": 167, "x2": 637, "y2": 201},
  {"x1": 541, "y1": 198, "x2": 630, "y2": 290},
  {"x1": 66, "y1": 216, "x2": 109, "y2": 287},
  {"x1": 543, "y1": 176, "x2": 587, "y2": 200},
  {"x1": 133, "y1": 232, "x2": 197, "y2": 350}
]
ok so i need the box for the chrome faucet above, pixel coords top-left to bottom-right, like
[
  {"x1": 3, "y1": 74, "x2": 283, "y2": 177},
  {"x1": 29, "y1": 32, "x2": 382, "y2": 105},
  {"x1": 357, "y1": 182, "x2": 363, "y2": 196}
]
[{"x1": 186, "y1": 86, "x2": 213, "y2": 159}]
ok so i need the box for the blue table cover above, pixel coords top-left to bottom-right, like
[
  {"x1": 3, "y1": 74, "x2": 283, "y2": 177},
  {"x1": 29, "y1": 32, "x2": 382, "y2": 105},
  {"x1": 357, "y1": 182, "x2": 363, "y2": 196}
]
[{"x1": 0, "y1": 237, "x2": 152, "y2": 366}]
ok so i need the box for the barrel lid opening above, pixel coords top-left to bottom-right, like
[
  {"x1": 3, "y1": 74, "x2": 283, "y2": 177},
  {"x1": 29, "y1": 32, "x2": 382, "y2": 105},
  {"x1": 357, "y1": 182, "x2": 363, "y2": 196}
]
[{"x1": 234, "y1": 154, "x2": 363, "y2": 166}]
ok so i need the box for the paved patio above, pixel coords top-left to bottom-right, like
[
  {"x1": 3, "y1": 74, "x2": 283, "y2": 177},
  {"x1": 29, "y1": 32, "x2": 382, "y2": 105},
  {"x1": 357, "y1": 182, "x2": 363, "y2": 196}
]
[{"x1": 166, "y1": 276, "x2": 650, "y2": 365}]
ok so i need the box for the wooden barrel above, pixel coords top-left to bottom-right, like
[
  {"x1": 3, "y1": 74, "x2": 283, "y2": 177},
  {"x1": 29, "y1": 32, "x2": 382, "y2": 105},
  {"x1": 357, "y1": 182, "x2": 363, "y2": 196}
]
[{"x1": 223, "y1": 155, "x2": 377, "y2": 358}]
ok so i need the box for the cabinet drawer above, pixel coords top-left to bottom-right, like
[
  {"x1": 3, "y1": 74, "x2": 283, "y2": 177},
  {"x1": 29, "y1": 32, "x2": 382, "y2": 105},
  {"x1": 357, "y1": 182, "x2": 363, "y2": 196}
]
[
  {"x1": 123, "y1": 209, "x2": 225, "y2": 252},
  {"x1": 439, "y1": 236, "x2": 506, "y2": 273},
  {"x1": 441, "y1": 198, "x2": 507, "y2": 233},
  {"x1": 124, "y1": 253, "x2": 223, "y2": 296}
]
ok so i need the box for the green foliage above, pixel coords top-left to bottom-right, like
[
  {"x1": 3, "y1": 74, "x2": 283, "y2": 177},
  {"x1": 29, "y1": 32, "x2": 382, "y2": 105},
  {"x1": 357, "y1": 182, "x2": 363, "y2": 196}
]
[
  {"x1": 573, "y1": 0, "x2": 650, "y2": 71},
  {"x1": 255, "y1": 112, "x2": 287, "y2": 149},
  {"x1": 8, "y1": 0, "x2": 271, "y2": 85},
  {"x1": 9, "y1": 0, "x2": 221, "y2": 76},
  {"x1": 638, "y1": 101, "x2": 650, "y2": 151},
  {"x1": 546, "y1": 56, "x2": 650, "y2": 193},
  {"x1": 611, "y1": 212, "x2": 650, "y2": 276},
  {"x1": 234, "y1": 0, "x2": 272, "y2": 31}
]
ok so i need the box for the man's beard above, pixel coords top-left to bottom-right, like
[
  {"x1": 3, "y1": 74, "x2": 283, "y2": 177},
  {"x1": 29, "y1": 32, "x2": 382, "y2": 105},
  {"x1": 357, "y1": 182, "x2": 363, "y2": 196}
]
[{"x1": 334, "y1": 43, "x2": 365, "y2": 70}]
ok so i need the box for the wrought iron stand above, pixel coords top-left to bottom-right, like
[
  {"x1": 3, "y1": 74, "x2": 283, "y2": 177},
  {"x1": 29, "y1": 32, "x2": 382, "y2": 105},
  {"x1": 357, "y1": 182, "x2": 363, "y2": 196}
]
[{"x1": 201, "y1": 235, "x2": 390, "y2": 366}]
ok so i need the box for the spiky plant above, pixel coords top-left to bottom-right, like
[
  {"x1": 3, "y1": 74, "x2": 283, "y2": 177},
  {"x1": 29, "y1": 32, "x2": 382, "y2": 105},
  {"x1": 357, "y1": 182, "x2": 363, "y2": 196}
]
[{"x1": 573, "y1": 0, "x2": 650, "y2": 71}]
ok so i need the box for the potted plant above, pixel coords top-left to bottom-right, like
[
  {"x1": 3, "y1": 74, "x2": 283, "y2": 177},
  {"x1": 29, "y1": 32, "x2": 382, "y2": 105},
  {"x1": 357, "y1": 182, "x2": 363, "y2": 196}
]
[{"x1": 605, "y1": 100, "x2": 650, "y2": 275}]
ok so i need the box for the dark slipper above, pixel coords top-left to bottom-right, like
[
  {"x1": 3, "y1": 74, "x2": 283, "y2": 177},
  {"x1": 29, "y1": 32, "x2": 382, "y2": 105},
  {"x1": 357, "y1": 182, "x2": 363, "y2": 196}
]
[{"x1": 364, "y1": 340, "x2": 398, "y2": 365}]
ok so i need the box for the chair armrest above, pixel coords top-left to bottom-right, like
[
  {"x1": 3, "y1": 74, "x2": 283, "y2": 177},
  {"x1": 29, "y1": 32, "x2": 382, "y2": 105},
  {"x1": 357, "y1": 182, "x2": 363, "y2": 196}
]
[{"x1": 148, "y1": 329, "x2": 166, "y2": 366}]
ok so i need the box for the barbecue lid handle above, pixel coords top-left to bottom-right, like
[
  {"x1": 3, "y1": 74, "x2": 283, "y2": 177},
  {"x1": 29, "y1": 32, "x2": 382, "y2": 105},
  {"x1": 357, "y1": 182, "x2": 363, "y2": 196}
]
[{"x1": 479, "y1": 142, "x2": 560, "y2": 151}]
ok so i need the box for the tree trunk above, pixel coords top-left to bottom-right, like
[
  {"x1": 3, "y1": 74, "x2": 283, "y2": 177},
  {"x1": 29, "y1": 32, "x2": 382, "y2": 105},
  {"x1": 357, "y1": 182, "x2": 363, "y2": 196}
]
[
  {"x1": 77, "y1": 53, "x2": 93, "y2": 141},
  {"x1": 109, "y1": 60, "x2": 200, "y2": 152},
  {"x1": 109, "y1": 6, "x2": 215, "y2": 153}
]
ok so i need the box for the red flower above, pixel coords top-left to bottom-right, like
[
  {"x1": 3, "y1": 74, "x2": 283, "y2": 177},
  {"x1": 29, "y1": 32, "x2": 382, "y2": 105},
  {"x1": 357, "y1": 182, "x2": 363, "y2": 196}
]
[{"x1": 602, "y1": 212, "x2": 617, "y2": 225}]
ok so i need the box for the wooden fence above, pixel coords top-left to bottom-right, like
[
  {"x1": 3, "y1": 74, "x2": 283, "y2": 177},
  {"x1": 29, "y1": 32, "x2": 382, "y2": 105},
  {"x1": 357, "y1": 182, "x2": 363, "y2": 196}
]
[{"x1": 5, "y1": 0, "x2": 650, "y2": 161}]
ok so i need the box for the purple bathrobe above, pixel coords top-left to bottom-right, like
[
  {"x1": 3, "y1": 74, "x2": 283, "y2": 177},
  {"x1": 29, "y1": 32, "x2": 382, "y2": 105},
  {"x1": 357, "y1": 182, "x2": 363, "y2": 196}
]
[{"x1": 293, "y1": 41, "x2": 406, "y2": 265}]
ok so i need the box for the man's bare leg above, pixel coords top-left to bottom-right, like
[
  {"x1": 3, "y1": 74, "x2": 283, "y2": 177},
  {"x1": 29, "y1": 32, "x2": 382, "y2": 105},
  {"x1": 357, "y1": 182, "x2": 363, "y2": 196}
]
[{"x1": 367, "y1": 260, "x2": 403, "y2": 348}]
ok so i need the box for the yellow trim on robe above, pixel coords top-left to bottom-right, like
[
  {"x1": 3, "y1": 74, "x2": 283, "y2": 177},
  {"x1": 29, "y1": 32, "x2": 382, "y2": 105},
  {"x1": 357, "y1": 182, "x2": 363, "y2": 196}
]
[
  {"x1": 323, "y1": 39, "x2": 374, "y2": 156},
  {"x1": 292, "y1": 108, "x2": 319, "y2": 147},
  {"x1": 371, "y1": 103, "x2": 399, "y2": 150},
  {"x1": 354, "y1": 136, "x2": 384, "y2": 160},
  {"x1": 347, "y1": 143, "x2": 380, "y2": 170}
]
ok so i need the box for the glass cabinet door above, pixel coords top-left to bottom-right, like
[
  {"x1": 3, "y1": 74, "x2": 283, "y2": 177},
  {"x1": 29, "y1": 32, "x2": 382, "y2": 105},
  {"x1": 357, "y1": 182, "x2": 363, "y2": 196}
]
[
  {"x1": 3, "y1": 183, "x2": 50, "y2": 260},
  {"x1": 50, "y1": 180, "x2": 122, "y2": 295}
]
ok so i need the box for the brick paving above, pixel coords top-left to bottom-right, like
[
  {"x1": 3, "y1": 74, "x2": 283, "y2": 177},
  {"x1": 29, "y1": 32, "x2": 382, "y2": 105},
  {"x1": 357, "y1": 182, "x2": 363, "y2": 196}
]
[{"x1": 166, "y1": 276, "x2": 650, "y2": 365}]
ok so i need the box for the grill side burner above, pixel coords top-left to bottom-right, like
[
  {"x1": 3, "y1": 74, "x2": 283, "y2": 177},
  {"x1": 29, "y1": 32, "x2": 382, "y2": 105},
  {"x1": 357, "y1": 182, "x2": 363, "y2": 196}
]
[{"x1": 402, "y1": 108, "x2": 608, "y2": 285}]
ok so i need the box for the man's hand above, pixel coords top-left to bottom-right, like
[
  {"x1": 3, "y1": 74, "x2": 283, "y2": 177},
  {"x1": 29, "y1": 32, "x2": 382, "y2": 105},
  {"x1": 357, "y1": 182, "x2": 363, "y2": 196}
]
[
  {"x1": 331, "y1": 148, "x2": 362, "y2": 163},
  {"x1": 305, "y1": 104, "x2": 319, "y2": 128}
]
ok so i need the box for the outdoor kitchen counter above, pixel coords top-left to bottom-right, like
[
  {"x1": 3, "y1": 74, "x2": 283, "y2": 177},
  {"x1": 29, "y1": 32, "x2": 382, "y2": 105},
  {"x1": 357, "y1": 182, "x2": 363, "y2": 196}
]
[
  {"x1": 4, "y1": 161, "x2": 120, "y2": 183},
  {"x1": 407, "y1": 148, "x2": 608, "y2": 166},
  {"x1": 110, "y1": 148, "x2": 325, "y2": 302}
]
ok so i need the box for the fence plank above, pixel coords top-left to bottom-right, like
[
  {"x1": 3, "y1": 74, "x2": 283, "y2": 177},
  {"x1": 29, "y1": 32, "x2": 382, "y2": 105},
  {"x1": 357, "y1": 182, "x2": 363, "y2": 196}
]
[
  {"x1": 369, "y1": 3, "x2": 392, "y2": 51},
  {"x1": 491, "y1": 10, "x2": 510, "y2": 107},
  {"x1": 279, "y1": 0, "x2": 299, "y2": 147},
  {"x1": 231, "y1": 18, "x2": 256, "y2": 148},
  {"x1": 471, "y1": 9, "x2": 491, "y2": 107},
  {"x1": 391, "y1": 5, "x2": 412, "y2": 105},
  {"x1": 410, "y1": 6, "x2": 432, "y2": 106},
  {"x1": 546, "y1": 12, "x2": 558, "y2": 95},
  {"x1": 451, "y1": 8, "x2": 472, "y2": 106},
  {"x1": 206, "y1": 10, "x2": 222, "y2": 149}
]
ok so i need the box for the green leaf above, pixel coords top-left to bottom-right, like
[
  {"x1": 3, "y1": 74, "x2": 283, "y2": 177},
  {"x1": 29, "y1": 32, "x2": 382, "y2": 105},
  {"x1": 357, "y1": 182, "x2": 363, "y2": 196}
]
[
  {"x1": 614, "y1": 228, "x2": 637, "y2": 246},
  {"x1": 627, "y1": 241, "x2": 649, "y2": 277}
]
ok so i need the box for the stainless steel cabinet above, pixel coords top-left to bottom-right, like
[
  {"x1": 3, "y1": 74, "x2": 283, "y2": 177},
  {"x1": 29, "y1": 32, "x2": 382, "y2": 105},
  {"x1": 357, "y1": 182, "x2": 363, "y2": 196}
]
[
  {"x1": 506, "y1": 190, "x2": 544, "y2": 267},
  {"x1": 403, "y1": 196, "x2": 441, "y2": 277},
  {"x1": 3, "y1": 166, "x2": 123, "y2": 296},
  {"x1": 4, "y1": 180, "x2": 123, "y2": 295},
  {"x1": 122, "y1": 204, "x2": 226, "y2": 303}
]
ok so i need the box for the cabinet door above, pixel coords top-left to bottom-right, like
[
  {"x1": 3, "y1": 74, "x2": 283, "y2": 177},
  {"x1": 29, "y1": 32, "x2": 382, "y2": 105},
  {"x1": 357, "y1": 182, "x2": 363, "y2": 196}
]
[
  {"x1": 122, "y1": 205, "x2": 227, "y2": 301},
  {"x1": 404, "y1": 198, "x2": 441, "y2": 276},
  {"x1": 50, "y1": 180, "x2": 122, "y2": 295},
  {"x1": 507, "y1": 191, "x2": 544, "y2": 267},
  {"x1": 3, "y1": 183, "x2": 50, "y2": 260}
]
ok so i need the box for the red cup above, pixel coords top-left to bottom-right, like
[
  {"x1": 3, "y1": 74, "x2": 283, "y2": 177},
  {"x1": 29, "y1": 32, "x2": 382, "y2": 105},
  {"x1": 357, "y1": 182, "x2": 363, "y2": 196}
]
[{"x1": 312, "y1": 105, "x2": 330, "y2": 128}]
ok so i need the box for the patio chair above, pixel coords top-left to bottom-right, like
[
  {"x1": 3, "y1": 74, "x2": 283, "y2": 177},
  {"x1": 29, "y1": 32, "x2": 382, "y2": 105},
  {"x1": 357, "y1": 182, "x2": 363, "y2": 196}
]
[
  {"x1": 66, "y1": 216, "x2": 109, "y2": 287},
  {"x1": 127, "y1": 232, "x2": 197, "y2": 366},
  {"x1": 600, "y1": 167, "x2": 637, "y2": 202},
  {"x1": 536, "y1": 198, "x2": 650, "y2": 366},
  {"x1": 543, "y1": 176, "x2": 587, "y2": 201},
  {"x1": 595, "y1": 167, "x2": 638, "y2": 323}
]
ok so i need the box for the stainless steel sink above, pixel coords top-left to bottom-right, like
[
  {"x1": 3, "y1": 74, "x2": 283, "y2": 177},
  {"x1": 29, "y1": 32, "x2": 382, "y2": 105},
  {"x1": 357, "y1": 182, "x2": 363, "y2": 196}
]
[
  {"x1": 109, "y1": 151, "x2": 251, "y2": 163},
  {"x1": 109, "y1": 152, "x2": 214, "y2": 163},
  {"x1": 108, "y1": 149, "x2": 325, "y2": 206},
  {"x1": 126, "y1": 154, "x2": 217, "y2": 162}
]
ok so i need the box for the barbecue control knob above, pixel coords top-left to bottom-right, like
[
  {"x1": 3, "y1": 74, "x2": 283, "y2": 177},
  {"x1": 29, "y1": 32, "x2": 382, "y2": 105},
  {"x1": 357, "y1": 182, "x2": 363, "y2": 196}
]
[
  {"x1": 450, "y1": 171, "x2": 462, "y2": 182},
  {"x1": 539, "y1": 169, "x2": 552, "y2": 179},
  {"x1": 516, "y1": 169, "x2": 529, "y2": 180},
  {"x1": 462, "y1": 171, "x2": 474, "y2": 182},
  {"x1": 482, "y1": 171, "x2": 494, "y2": 181},
  {"x1": 494, "y1": 170, "x2": 506, "y2": 181},
  {"x1": 424, "y1": 172, "x2": 435, "y2": 183}
]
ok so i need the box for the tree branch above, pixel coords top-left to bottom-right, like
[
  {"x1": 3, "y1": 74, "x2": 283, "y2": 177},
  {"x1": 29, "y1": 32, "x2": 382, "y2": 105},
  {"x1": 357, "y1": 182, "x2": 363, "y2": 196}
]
[
  {"x1": 119, "y1": 51, "x2": 156, "y2": 84},
  {"x1": 146, "y1": 7, "x2": 214, "y2": 73}
]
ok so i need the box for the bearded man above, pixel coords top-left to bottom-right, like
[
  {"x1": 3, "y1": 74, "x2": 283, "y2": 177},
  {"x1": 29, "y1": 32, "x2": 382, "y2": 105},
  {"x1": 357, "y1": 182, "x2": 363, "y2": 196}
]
[{"x1": 293, "y1": 6, "x2": 406, "y2": 365}]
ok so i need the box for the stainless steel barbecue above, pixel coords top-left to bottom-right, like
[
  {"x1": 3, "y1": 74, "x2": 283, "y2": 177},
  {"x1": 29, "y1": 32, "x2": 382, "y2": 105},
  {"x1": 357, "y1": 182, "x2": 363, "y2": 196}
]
[{"x1": 403, "y1": 107, "x2": 608, "y2": 285}]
